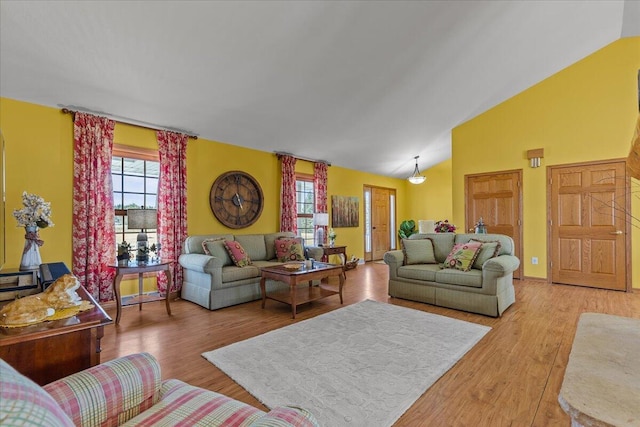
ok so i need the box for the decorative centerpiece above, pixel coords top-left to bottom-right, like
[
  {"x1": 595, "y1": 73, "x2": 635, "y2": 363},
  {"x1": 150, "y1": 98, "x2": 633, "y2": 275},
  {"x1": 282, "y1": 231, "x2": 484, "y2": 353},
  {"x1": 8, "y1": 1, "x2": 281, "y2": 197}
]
[
  {"x1": 473, "y1": 217, "x2": 487, "y2": 234},
  {"x1": 117, "y1": 241, "x2": 132, "y2": 266},
  {"x1": 328, "y1": 228, "x2": 337, "y2": 247},
  {"x1": 13, "y1": 191, "x2": 54, "y2": 271},
  {"x1": 434, "y1": 219, "x2": 456, "y2": 233}
]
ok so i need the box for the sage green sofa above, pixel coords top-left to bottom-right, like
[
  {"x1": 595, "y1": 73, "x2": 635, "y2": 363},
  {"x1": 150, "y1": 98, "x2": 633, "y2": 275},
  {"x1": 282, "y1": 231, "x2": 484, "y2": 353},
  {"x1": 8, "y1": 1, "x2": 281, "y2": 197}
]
[
  {"x1": 384, "y1": 233, "x2": 520, "y2": 317},
  {"x1": 178, "y1": 232, "x2": 324, "y2": 310}
]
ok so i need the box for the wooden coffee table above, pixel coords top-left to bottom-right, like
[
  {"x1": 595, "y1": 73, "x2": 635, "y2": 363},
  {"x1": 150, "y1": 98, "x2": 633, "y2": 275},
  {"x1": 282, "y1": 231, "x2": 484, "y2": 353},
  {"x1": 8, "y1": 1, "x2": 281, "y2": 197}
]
[{"x1": 260, "y1": 262, "x2": 344, "y2": 318}]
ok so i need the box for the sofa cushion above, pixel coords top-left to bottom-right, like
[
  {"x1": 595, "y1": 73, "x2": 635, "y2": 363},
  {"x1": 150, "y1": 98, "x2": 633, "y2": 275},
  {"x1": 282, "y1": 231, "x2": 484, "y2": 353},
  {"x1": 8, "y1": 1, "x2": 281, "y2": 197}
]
[
  {"x1": 224, "y1": 241, "x2": 252, "y2": 267},
  {"x1": 275, "y1": 238, "x2": 306, "y2": 262},
  {"x1": 0, "y1": 359, "x2": 75, "y2": 427},
  {"x1": 402, "y1": 238, "x2": 437, "y2": 265},
  {"x1": 455, "y1": 233, "x2": 514, "y2": 256},
  {"x1": 184, "y1": 234, "x2": 234, "y2": 254},
  {"x1": 397, "y1": 264, "x2": 440, "y2": 281},
  {"x1": 202, "y1": 238, "x2": 233, "y2": 266},
  {"x1": 264, "y1": 232, "x2": 296, "y2": 260},
  {"x1": 235, "y1": 234, "x2": 268, "y2": 261},
  {"x1": 409, "y1": 233, "x2": 455, "y2": 262},
  {"x1": 470, "y1": 239, "x2": 501, "y2": 270},
  {"x1": 435, "y1": 268, "x2": 483, "y2": 288},
  {"x1": 443, "y1": 242, "x2": 482, "y2": 272},
  {"x1": 221, "y1": 265, "x2": 262, "y2": 284}
]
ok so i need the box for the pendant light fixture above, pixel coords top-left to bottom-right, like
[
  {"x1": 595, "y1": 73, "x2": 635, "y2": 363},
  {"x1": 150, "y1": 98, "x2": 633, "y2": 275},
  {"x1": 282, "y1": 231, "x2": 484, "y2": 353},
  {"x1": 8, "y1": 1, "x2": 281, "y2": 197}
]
[{"x1": 407, "y1": 156, "x2": 426, "y2": 184}]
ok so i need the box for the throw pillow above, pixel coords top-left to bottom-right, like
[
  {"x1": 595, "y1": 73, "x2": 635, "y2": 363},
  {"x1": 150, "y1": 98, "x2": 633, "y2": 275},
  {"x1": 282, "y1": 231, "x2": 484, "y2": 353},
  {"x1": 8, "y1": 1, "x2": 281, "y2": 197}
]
[
  {"x1": 202, "y1": 238, "x2": 233, "y2": 266},
  {"x1": 443, "y1": 241, "x2": 483, "y2": 272},
  {"x1": 275, "y1": 238, "x2": 305, "y2": 262},
  {"x1": 223, "y1": 241, "x2": 252, "y2": 267},
  {"x1": 469, "y1": 239, "x2": 502, "y2": 270},
  {"x1": 402, "y1": 238, "x2": 437, "y2": 265}
]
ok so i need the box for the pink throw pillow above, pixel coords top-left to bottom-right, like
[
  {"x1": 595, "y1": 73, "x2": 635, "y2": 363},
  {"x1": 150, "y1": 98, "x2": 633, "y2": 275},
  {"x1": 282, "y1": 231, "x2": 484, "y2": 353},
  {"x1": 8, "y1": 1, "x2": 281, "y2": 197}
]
[
  {"x1": 443, "y1": 241, "x2": 483, "y2": 272},
  {"x1": 223, "y1": 241, "x2": 252, "y2": 267},
  {"x1": 275, "y1": 238, "x2": 305, "y2": 262}
]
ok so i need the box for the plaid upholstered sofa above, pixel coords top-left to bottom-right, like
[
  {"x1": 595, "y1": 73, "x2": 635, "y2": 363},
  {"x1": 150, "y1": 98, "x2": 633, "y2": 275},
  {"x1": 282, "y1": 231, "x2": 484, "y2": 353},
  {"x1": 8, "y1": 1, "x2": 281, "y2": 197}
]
[
  {"x1": 384, "y1": 233, "x2": 520, "y2": 317},
  {"x1": 179, "y1": 232, "x2": 323, "y2": 310},
  {"x1": 0, "y1": 352, "x2": 318, "y2": 426}
]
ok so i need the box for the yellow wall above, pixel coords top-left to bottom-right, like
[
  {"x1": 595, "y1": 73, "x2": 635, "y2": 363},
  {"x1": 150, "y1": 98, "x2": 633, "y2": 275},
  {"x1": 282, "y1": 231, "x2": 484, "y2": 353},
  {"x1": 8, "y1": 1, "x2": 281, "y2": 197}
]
[
  {"x1": 0, "y1": 97, "x2": 411, "y2": 293},
  {"x1": 452, "y1": 37, "x2": 640, "y2": 287}
]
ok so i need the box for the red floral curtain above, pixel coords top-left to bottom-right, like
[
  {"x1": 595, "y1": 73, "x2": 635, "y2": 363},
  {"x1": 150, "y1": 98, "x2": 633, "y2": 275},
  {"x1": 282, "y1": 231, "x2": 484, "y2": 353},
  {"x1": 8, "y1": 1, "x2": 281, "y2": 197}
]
[
  {"x1": 156, "y1": 130, "x2": 188, "y2": 295},
  {"x1": 72, "y1": 113, "x2": 116, "y2": 302},
  {"x1": 314, "y1": 161, "x2": 328, "y2": 239},
  {"x1": 280, "y1": 155, "x2": 297, "y2": 233}
]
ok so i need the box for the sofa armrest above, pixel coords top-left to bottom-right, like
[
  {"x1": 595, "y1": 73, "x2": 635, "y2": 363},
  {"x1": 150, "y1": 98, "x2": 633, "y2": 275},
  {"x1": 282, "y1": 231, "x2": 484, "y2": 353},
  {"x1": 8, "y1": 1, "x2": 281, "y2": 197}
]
[
  {"x1": 305, "y1": 246, "x2": 324, "y2": 261},
  {"x1": 250, "y1": 406, "x2": 320, "y2": 427},
  {"x1": 179, "y1": 253, "x2": 226, "y2": 273},
  {"x1": 44, "y1": 353, "x2": 162, "y2": 427},
  {"x1": 483, "y1": 255, "x2": 520, "y2": 274},
  {"x1": 383, "y1": 250, "x2": 404, "y2": 279}
]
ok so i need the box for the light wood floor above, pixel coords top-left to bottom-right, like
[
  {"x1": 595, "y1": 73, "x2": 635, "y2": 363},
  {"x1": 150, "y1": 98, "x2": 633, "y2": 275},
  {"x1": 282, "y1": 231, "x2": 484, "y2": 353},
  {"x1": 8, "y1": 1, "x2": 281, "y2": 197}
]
[{"x1": 99, "y1": 262, "x2": 640, "y2": 426}]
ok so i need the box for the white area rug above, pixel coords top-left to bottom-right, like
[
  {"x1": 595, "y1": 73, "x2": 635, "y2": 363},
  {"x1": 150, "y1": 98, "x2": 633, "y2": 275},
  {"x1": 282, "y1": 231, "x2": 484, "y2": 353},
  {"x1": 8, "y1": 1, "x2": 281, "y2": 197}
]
[{"x1": 202, "y1": 300, "x2": 490, "y2": 427}]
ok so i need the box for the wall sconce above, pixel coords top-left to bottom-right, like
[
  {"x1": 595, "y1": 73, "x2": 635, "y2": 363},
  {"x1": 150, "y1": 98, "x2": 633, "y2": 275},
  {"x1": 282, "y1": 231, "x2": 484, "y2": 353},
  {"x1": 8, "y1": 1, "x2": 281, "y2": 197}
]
[{"x1": 527, "y1": 148, "x2": 544, "y2": 168}]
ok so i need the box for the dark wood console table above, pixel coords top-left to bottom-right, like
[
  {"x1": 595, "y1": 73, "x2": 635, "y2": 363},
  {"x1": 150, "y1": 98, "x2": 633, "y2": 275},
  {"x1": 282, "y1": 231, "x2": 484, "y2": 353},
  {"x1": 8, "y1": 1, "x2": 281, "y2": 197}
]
[{"x1": 0, "y1": 285, "x2": 112, "y2": 385}]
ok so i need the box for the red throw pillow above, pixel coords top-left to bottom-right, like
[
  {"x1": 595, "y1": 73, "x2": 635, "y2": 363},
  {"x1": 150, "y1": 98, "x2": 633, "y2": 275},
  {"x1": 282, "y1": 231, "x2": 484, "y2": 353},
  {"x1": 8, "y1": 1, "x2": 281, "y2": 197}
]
[
  {"x1": 223, "y1": 240, "x2": 252, "y2": 267},
  {"x1": 275, "y1": 238, "x2": 305, "y2": 262}
]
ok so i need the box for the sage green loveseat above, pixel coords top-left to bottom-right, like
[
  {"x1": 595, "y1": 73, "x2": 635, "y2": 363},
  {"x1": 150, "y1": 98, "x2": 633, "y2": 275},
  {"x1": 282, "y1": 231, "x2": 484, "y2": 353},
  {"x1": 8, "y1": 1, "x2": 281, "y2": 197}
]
[
  {"x1": 178, "y1": 232, "x2": 323, "y2": 310},
  {"x1": 384, "y1": 233, "x2": 520, "y2": 317}
]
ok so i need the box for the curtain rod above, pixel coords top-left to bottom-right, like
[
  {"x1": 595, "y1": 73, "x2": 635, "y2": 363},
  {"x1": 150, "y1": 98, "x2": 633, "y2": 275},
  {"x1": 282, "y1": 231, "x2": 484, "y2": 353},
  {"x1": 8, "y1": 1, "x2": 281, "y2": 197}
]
[
  {"x1": 60, "y1": 106, "x2": 198, "y2": 139},
  {"x1": 274, "y1": 151, "x2": 331, "y2": 166}
]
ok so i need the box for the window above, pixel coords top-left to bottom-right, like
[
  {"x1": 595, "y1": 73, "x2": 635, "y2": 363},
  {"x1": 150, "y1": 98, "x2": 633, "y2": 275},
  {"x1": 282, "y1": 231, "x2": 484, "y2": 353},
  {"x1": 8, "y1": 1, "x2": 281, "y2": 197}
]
[
  {"x1": 296, "y1": 174, "x2": 315, "y2": 246},
  {"x1": 112, "y1": 145, "x2": 159, "y2": 250}
]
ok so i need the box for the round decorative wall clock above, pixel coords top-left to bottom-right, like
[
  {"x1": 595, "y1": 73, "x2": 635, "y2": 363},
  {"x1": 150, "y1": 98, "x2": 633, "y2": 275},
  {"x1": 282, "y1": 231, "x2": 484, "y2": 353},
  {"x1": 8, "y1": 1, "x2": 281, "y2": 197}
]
[{"x1": 209, "y1": 171, "x2": 264, "y2": 228}]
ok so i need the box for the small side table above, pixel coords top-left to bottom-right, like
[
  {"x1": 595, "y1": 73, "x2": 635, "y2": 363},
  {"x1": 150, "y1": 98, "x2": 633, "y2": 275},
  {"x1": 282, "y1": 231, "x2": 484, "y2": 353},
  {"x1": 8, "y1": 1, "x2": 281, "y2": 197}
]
[
  {"x1": 112, "y1": 260, "x2": 172, "y2": 325},
  {"x1": 320, "y1": 245, "x2": 347, "y2": 267},
  {"x1": 320, "y1": 245, "x2": 347, "y2": 280}
]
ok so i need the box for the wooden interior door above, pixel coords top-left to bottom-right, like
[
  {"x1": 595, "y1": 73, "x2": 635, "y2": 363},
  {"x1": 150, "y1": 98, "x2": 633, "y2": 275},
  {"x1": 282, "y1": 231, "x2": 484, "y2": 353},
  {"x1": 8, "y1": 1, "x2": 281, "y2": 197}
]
[
  {"x1": 465, "y1": 170, "x2": 523, "y2": 279},
  {"x1": 371, "y1": 187, "x2": 391, "y2": 260},
  {"x1": 549, "y1": 161, "x2": 628, "y2": 291}
]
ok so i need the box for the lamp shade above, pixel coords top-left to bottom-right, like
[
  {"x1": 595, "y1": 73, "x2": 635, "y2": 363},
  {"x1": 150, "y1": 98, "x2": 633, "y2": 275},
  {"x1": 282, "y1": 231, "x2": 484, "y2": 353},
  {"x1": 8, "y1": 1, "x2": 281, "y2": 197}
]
[
  {"x1": 127, "y1": 209, "x2": 157, "y2": 230},
  {"x1": 313, "y1": 213, "x2": 329, "y2": 226}
]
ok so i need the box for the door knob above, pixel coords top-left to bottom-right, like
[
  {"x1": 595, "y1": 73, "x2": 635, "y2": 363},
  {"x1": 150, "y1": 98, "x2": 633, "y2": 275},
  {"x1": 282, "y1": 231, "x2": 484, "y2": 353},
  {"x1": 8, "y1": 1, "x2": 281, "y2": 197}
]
[{"x1": 610, "y1": 230, "x2": 623, "y2": 235}]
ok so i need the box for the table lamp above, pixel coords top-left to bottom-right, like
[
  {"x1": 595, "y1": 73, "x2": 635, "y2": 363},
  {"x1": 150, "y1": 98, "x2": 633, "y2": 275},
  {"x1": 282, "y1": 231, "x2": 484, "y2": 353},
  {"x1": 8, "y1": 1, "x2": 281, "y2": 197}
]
[
  {"x1": 127, "y1": 208, "x2": 157, "y2": 262},
  {"x1": 313, "y1": 213, "x2": 329, "y2": 246}
]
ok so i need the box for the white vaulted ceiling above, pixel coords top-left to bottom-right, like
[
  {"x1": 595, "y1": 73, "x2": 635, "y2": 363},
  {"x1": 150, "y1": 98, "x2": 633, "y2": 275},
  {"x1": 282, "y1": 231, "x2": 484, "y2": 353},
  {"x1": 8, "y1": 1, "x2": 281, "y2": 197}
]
[{"x1": 1, "y1": 1, "x2": 638, "y2": 178}]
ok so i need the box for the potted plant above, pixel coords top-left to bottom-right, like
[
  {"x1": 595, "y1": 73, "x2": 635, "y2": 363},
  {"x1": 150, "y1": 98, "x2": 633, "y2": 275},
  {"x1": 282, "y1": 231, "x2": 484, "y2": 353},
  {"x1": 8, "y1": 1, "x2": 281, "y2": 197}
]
[
  {"x1": 434, "y1": 220, "x2": 456, "y2": 233},
  {"x1": 117, "y1": 241, "x2": 131, "y2": 266},
  {"x1": 398, "y1": 220, "x2": 417, "y2": 239}
]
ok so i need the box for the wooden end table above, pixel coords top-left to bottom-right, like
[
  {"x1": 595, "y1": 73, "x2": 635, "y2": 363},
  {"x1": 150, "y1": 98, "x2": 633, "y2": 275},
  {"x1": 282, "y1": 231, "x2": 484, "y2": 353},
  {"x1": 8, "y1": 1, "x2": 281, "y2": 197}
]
[
  {"x1": 260, "y1": 262, "x2": 345, "y2": 319},
  {"x1": 112, "y1": 260, "x2": 172, "y2": 325},
  {"x1": 320, "y1": 245, "x2": 347, "y2": 266},
  {"x1": 0, "y1": 285, "x2": 112, "y2": 385}
]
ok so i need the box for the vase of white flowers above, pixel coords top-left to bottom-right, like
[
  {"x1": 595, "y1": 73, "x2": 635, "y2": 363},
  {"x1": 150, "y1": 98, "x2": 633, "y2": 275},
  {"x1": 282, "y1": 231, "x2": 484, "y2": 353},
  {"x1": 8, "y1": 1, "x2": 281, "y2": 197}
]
[
  {"x1": 328, "y1": 228, "x2": 337, "y2": 247},
  {"x1": 13, "y1": 191, "x2": 54, "y2": 270}
]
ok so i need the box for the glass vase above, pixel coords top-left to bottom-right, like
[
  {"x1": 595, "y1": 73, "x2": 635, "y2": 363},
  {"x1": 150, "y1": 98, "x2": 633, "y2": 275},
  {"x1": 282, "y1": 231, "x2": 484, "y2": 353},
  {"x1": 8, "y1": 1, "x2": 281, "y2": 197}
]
[{"x1": 20, "y1": 225, "x2": 42, "y2": 271}]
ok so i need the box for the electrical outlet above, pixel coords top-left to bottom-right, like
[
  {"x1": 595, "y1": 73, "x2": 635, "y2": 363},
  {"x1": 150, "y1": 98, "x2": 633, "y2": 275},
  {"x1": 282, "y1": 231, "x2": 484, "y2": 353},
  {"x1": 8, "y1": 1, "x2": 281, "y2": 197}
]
[{"x1": 531, "y1": 257, "x2": 538, "y2": 265}]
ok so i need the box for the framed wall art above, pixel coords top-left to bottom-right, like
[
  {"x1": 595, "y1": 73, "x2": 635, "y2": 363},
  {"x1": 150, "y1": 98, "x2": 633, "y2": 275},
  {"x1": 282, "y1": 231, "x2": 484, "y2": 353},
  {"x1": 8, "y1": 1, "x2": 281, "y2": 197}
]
[{"x1": 331, "y1": 195, "x2": 359, "y2": 227}]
